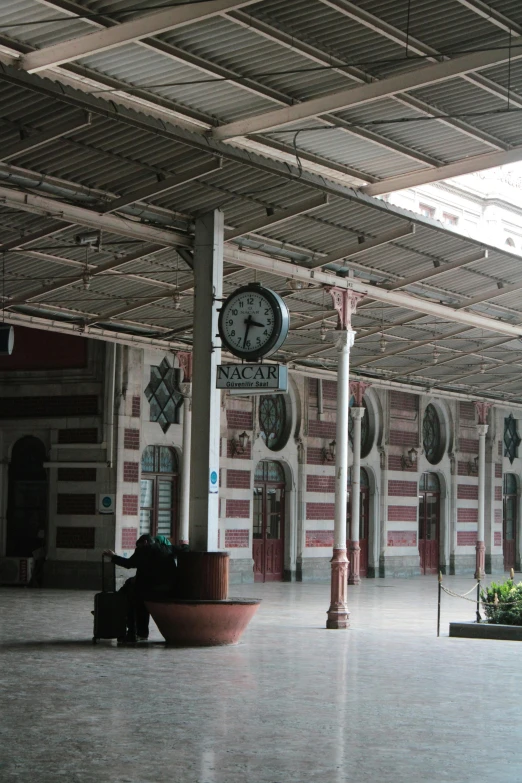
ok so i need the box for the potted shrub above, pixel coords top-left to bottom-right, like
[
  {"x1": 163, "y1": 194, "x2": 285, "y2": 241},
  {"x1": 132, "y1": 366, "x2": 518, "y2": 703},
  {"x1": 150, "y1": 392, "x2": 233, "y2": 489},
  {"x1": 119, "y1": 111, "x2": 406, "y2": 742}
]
[{"x1": 480, "y1": 577, "x2": 522, "y2": 625}]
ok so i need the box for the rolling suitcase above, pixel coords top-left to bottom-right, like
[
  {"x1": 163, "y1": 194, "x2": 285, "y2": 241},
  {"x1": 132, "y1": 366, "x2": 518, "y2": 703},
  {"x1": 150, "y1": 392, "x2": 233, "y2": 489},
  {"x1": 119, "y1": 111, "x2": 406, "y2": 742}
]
[{"x1": 92, "y1": 554, "x2": 127, "y2": 643}]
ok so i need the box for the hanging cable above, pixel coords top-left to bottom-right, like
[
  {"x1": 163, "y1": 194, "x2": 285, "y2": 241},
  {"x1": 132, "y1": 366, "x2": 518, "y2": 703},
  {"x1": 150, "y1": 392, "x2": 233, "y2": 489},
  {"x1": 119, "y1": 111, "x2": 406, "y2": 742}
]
[{"x1": 405, "y1": 0, "x2": 412, "y2": 59}]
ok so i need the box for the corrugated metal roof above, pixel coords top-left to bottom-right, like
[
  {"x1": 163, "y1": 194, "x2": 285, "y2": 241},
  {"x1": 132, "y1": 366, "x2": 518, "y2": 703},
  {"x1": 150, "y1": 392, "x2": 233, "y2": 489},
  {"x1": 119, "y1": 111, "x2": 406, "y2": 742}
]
[{"x1": 2, "y1": 0, "x2": 522, "y2": 399}]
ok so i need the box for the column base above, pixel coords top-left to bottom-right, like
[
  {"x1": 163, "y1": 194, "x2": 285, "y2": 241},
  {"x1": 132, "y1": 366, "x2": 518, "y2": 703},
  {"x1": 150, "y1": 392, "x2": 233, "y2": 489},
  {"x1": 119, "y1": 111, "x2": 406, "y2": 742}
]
[
  {"x1": 475, "y1": 541, "x2": 486, "y2": 580},
  {"x1": 348, "y1": 541, "x2": 361, "y2": 585},
  {"x1": 326, "y1": 548, "x2": 350, "y2": 629}
]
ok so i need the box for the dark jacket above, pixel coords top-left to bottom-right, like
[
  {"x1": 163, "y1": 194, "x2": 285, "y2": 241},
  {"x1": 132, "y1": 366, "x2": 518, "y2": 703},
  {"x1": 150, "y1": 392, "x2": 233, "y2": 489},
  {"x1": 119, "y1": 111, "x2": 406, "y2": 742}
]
[{"x1": 112, "y1": 545, "x2": 176, "y2": 597}]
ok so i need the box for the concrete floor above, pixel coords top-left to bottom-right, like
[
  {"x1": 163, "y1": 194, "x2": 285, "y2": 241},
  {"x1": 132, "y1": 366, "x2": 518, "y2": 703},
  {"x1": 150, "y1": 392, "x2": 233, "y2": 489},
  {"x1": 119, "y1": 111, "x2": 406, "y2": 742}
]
[{"x1": 0, "y1": 576, "x2": 521, "y2": 783}]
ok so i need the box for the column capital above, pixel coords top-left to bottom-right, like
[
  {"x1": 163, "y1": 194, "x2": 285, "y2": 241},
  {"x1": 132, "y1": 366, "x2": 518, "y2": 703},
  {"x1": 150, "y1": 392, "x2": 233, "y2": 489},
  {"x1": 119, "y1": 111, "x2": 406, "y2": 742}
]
[
  {"x1": 177, "y1": 350, "x2": 193, "y2": 382},
  {"x1": 333, "y1": 329, "x2": 356, "y2": 351},
  {"x1": 349, "y1": 380, "x2": 371, "y2": 407},
  {"x1": 477, "y1": 423, "x2": 489, "y2": 437},
  {"x1": 474, "y1": 400, "x2": 493, "y2": 425},
  {"x1": 351, "y1": 406, "x2": 365, "y2": 420},
  {"x1": 327, "y1": 286, "x2": 364, "y2": 330}
]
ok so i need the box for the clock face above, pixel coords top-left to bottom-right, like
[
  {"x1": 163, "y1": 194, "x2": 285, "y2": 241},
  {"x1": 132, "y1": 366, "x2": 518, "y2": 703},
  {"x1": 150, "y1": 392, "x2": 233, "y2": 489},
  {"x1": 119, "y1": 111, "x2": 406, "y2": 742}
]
[{"x1": 218, "y1": 285, "x2": 289, "y2": 360}]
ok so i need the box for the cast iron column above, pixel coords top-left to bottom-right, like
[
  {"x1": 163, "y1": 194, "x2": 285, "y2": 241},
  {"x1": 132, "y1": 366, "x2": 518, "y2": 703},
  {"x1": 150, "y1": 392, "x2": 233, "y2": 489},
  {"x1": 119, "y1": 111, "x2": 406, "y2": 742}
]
[
  {"x1": 474, "y1": 401, "x2": 492, "y2": 580},
  {"x1": 347, "y1": 381, "x2": 371, "y2": 585},
  {"x1": 348, "y1": 407, "x2": 364, "y2": 585},
  {"x1": 189, "y1": 210, "x2": 223, "y2": 551},
  {"x1": 326, "y1": 287, "x2": 363, "y2": 629}
]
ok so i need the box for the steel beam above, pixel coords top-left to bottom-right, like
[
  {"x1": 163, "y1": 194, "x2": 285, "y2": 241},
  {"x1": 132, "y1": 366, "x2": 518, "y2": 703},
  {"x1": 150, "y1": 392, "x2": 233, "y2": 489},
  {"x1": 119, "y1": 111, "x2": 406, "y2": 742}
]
[
  {"x1": 362, "y1": 146, "x2": 522, "y2": 195},
  {"x1": 0, "y1": 184, "x2": 191, "y2": 247},
  {"x1": 0, "y1": 221, "x2": 70, "y2": 252},
  {"x1": 0, "y1": 310, "x2": 187, "y2": 351},
  {"x1": 229, "y1": 9, "x2": 505, "y2": 152},
  {"x1": 213, "y1": 45, "x2": 522, "y2": 139},
  {"x1": 225, "y1": 194, "x2": 327, "y2": 241},
  {"x1": 350, "y1": 326, "x2": 472, "y2": 367},
  {"x1": 0, "y1": 114, "x2": 91, "y2": 162},
  {"x1": 6, "y1": 244, "x2": 165, "y2": 306},
  {"x1": 21, "y1": 0, "x2": 261, "y2": 73},
  {"x1": 224, "y1": 246, "x2": 522, "y2": 338},
  {"x1": 386, "y1": 337, "x2": 512, "y2": 380},
  {"x1": 454, "y1": 0, "x2": 522, "y2": 36},
  {"x1": 102, "y1": 159, "x2": 222, "y2": 214},
  {"x1": 308, "y1": 225, "x2": 416, "y2": 269},
  {"x1": 385, "y1": 250, "x2": 488, "y2": 290}
]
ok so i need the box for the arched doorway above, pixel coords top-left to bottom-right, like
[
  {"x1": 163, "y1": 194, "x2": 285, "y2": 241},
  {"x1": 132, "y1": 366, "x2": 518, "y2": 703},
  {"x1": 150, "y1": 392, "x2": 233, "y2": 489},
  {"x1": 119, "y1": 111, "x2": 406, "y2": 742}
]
[
  {"x1": 139, "y1": 446, "x2": 178, "y2": 541},
  {"x1": 503, "y1": 473, "x2": 517, "y2": 572},
  {"x1": 253, "y1": 460, "x2": 285, "y2": 582},
  {"x1": 6, "y1": 436, "x2": 48, "y2": 557},
  {"x1": 347, "y1": 467, "x2": 370, "y2": 578},
  {"x1": 418, "y1": 472, "x2": 440, "y2": 575}
]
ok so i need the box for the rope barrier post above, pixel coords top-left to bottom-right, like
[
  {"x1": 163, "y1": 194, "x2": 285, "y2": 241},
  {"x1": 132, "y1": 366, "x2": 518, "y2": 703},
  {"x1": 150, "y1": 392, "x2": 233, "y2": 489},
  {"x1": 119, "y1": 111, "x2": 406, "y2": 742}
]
[
  {"x1": 437, "y1": 571, "x2": 442, "y2": 638},
  {"x1": 476, "y1": 577, "x2": 481, "y2": 624}
]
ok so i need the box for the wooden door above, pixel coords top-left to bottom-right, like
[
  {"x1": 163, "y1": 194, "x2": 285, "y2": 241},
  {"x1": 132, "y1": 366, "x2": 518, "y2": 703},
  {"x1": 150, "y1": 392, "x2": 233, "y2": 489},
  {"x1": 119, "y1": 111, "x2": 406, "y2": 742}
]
[
  {"x1": 253, "y1": 483, "x2": 284, "y2": 582},
  {"x1": 418, "y1": 491, "x2": 439, "y2": 575},
  {"x1": 503, "y1": 484, "x2": 517, "y2": 572}
]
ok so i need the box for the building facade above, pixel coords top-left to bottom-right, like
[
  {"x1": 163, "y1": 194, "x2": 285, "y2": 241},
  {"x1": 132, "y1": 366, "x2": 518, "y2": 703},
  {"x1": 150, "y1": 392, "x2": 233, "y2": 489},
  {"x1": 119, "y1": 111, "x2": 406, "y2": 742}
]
[
  {"x1": 1, "y1": 327, "x2": 520, "y2": 588},
  {"x1": 388, "y1": 166, "x2": 522, "y2": 252}
]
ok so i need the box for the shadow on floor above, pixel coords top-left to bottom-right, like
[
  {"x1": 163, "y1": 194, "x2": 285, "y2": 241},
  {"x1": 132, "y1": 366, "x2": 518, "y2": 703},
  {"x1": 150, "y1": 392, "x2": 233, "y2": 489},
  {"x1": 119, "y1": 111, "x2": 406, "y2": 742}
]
[{"x1": 0, "y1": 639, "x2": 167, "y2": 650}]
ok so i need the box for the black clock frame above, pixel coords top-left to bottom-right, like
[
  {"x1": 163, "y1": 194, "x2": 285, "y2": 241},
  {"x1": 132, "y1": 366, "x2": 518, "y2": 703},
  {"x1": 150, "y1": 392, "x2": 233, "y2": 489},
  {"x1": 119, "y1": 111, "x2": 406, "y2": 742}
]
[{"x1": 218, "y1": 283, "x2": 289, "y2": 361}]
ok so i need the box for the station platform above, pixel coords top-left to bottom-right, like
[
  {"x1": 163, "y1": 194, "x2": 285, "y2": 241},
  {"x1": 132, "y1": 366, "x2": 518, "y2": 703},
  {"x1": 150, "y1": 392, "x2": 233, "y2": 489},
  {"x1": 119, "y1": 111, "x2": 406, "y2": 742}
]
[{"x1": 0, "y1": 576, "x2": 519, "y2": 783}]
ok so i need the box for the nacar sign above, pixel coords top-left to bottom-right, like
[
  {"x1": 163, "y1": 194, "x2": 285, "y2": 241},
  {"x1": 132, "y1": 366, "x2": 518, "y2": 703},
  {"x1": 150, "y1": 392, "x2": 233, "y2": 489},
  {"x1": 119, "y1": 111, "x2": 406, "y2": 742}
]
[{"x1": 216, "y1": 364, "x2": 288, "y2": 392}]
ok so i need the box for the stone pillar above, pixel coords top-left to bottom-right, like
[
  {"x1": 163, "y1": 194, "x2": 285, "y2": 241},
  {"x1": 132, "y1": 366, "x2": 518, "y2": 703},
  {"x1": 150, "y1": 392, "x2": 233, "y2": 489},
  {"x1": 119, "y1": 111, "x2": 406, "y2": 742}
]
[
  {"x1": 474, "y1": 401, "x2": 492, "y2": 580},
  {"x1": 326, "y1": 287, "x2": 363, "y2": 629},
  {"x1": 189, "y1": 211, "x2": 223, "y2": 552}
]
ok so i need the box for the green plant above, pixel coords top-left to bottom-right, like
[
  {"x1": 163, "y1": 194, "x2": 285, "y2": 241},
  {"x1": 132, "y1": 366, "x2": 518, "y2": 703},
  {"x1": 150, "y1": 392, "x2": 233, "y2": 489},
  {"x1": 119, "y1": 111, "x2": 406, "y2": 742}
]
[{"x1": 481, "y1": 578, "x2": 522, "y2": 625}]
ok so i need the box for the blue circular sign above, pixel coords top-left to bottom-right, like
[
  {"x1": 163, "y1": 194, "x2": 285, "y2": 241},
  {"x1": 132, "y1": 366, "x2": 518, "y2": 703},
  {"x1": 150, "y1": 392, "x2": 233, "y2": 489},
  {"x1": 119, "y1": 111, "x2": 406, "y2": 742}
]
[
  {"x1": 101, "y1": 496, "x2": 112, "y2": 508},
  {"x1": 210, "y1": 470, "x2": 218, "y2": 485}
]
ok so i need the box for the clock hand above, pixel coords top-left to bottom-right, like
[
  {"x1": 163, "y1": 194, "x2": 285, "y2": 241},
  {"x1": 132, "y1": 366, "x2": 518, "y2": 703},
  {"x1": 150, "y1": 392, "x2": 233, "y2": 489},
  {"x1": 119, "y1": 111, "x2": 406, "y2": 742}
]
[
  {"x1": 250, "y1": 319, "x2": 265, "y2": 328},
  {"x1": 243, "y1": 315, "x2": 252, "y2": 348}
]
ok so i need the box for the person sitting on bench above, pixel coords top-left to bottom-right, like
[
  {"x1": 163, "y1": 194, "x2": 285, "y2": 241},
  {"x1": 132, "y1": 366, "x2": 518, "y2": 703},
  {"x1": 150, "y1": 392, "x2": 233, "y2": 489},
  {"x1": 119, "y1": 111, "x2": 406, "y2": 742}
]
[{"x1": 104, "y1": 534, "x2": 179, "y2": 642}]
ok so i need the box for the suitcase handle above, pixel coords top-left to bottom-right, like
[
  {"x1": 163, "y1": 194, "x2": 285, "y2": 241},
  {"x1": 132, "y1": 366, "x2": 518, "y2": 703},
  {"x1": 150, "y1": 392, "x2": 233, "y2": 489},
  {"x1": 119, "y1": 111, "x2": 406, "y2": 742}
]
[{"x1": 101, "y1": 552, "x2": 113, "y2": 593}]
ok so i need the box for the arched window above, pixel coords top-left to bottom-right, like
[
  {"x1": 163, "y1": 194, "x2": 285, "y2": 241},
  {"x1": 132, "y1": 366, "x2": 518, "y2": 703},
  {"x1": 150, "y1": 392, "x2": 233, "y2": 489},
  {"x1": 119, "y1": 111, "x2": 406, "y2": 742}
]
[
  {"x1": 254, "y1": 460, "x2": 285, "y2": 483},
  {"x1": 259, "y1": 394, "x2": 291, "y2": 451},
  {"x1": 419, "y1": 472, "x2": 440, "y2": 492},
  {"x1": 422, "y1": 404, "x2": 443, "y2": 464},
  {"x1": 139, "y1": 446, "x2": 178, "y2": 539},
  {"x1": 506, "y1": 237, "x2": 516, "y2": 248}
]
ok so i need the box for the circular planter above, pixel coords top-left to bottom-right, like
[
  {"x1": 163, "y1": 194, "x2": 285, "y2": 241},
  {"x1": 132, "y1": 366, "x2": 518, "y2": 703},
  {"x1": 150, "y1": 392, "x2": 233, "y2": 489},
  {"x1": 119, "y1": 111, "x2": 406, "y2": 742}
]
[{"x1": 146, "y1": 598, "x2": 261, "y2": 646}]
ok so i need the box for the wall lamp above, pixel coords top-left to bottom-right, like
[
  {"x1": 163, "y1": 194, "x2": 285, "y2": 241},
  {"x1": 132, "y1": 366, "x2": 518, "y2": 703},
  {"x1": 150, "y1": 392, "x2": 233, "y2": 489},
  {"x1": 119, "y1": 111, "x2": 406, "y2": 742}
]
[
  {"x1": 468, "y1": 456, "x2": 479, "y2": 476},
  {"x1": 401, "y1": 447, "x2": 418, "y2": 469},
  {"x1": 322, "y1": 439, "x2": 336, "y2": 463},
  {"x1": 230, "y1": 431, "x2": 250, "y2": 456}
]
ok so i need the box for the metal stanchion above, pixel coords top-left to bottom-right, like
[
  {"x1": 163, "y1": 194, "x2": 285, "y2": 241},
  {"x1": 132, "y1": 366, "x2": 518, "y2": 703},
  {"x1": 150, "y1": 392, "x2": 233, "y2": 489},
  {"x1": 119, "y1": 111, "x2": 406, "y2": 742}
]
[
  {"x1": 476, "y1": 578, "x2": 481, "y2": 624},
  {"x1": 437, "y1": 571, "x2": 442, "y2": 637}
]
